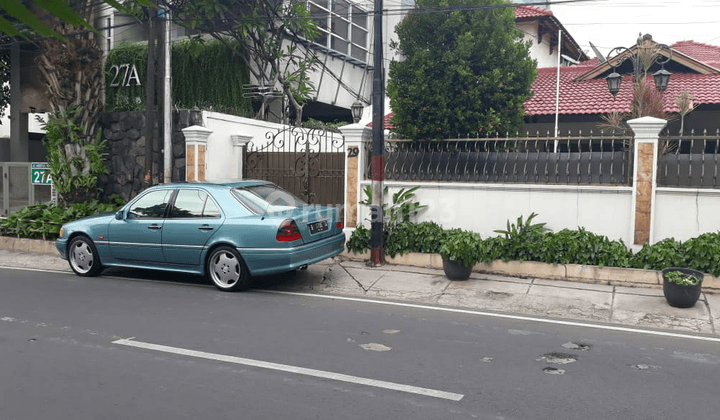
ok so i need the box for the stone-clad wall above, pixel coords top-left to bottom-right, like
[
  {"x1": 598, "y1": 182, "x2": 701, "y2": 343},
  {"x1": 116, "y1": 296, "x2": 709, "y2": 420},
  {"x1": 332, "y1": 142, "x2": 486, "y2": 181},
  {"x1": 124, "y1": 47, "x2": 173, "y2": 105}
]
[{"x1": 98, "y1": 109, "x2": 202, "y2": 201}]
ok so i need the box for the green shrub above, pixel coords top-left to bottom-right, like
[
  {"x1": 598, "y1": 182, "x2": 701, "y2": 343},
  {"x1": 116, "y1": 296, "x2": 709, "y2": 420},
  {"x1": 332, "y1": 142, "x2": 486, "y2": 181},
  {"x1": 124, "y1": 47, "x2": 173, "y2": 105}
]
[
  {"x1": 631, "y1": 237, "x2": 687, "y2": 271},
  {"x1": 439, "y1": 230, "x2": 483, "y2": 268},
  {"x1": 540, "y1": 228, "x2": 632, "y2": 268},
  {"x1": 346, "y1": 224, "x2": 371, "y2": 253},
  {"x1": 0, "y1": 196, "x2": 126, "y2": 240},
  {"x1": 386, "y1": 221, "x2": 447, "y2": 257},
  {"x1": 664, "y1": 270, "x2": 702, "y2": 286},
  {"x1": 683, "y1": 232, "x2": 720, "y2": 277},
  {"x1": 493, "y1": 213, "x2": 549, "y2": 262}
]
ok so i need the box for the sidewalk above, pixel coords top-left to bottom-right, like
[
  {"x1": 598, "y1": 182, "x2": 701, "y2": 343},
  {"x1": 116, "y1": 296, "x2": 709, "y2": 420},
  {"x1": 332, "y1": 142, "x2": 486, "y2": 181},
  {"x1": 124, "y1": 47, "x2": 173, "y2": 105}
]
[{"x1": 0, "y1": 248, "x2": 718, "y2": 336}]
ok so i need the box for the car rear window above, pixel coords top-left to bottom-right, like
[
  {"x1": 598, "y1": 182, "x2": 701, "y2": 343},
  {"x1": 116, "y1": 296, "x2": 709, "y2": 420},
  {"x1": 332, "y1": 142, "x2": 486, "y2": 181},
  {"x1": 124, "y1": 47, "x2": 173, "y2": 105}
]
[{"x1": 231, "y1": 184, "x2": 307, "y2": 214}]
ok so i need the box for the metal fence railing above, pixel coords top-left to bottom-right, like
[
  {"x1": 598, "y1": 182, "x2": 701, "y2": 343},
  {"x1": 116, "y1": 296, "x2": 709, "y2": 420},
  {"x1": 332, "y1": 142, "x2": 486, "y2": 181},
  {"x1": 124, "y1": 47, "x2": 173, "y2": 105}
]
[
  {"x1": 365, "y1": 134, "x2": 634, "y2": 185},
  {"x1": 658, "y1": 130, "x2": 720, "y2": 188}
]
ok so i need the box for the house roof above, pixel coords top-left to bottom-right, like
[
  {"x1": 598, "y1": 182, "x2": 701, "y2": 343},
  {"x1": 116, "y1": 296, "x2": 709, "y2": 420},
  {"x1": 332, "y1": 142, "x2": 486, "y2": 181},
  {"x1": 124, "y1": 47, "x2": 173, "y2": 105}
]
[
  {"x1": 514, "y1": 6, "x2": 589, "y2": 62},
  {"x1": 514, "y1": 5, "x2": 553, "y2": 19},
  {"x1": 671, "y1": 40, "x2": 720, "y2": 69},
  {"x1": 526, "y1": 40, "x2": 720, "y2": 116}
]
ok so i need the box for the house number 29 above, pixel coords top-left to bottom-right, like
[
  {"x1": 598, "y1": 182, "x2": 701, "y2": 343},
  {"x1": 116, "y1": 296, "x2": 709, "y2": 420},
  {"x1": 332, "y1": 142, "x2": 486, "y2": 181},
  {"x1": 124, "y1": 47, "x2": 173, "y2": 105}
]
[{"x1": 109, "y1": 64, "x2": 142, "y2": 87}]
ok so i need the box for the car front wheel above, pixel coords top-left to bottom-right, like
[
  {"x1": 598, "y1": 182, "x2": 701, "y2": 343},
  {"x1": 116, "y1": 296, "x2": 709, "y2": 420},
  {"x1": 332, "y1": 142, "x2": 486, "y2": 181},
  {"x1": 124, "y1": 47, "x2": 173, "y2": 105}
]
[
  {"x1": 207, "y1": 246, "x2": 250, "y2": 292},
  {"x1": 68, "y1": 236, "x2": 104, "y2": 277}
]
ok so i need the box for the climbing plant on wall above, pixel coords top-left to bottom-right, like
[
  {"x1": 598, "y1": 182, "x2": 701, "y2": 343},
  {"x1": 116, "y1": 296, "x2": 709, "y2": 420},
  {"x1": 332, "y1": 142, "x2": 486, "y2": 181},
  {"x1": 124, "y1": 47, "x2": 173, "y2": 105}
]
[{"x1": 105, "y1": 39, "x2": 252, "y2": 116}]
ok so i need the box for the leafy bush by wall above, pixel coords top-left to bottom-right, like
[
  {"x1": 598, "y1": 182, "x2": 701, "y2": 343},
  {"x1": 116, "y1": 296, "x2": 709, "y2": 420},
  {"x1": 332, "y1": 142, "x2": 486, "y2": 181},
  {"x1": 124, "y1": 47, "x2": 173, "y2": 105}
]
[
  {"x1": 346, "y1": 220, "x2": 720, "y2": 276},
  {"x1": 105, "y1": 39, "x2": 252, "y2": 116},
  {"x1": 0, "y1": 197, "x2": 125, "y2": 240}
]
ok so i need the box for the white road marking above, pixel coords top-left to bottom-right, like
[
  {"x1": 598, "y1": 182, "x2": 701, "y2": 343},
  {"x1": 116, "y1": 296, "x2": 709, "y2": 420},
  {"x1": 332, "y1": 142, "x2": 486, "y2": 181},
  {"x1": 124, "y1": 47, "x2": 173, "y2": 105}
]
[
  {"x1": 112, "y1": 337, "x2": 464, "y2": 401},
  {"x1": 260, "y1": 290, "x2": 720, "y2": 344}
]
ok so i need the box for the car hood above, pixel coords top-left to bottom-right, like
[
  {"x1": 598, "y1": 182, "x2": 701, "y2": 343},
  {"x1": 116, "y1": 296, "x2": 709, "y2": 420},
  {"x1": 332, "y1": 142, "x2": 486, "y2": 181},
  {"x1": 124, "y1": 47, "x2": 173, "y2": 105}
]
[{"x1": 66, "y1": 211, "x2": 116, "y2": 226}]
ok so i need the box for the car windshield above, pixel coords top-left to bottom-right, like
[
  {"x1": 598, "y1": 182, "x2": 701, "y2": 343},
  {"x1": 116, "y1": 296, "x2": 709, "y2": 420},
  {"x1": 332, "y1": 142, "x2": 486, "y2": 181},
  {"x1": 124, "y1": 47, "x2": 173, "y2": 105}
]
[{"x1": 232, "y1": 184, "x2": 307, "y2": 214}]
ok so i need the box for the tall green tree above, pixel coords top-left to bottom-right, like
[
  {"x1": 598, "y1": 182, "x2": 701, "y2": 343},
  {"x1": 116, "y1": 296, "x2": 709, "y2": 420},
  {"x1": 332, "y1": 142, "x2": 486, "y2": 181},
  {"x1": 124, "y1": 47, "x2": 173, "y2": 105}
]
[
  {"x1": 387, "y1": 0, "x2": 536, "y2": 139},
  {"x1": 174, "y1": 0, "x2": 320, "y2": 125}
]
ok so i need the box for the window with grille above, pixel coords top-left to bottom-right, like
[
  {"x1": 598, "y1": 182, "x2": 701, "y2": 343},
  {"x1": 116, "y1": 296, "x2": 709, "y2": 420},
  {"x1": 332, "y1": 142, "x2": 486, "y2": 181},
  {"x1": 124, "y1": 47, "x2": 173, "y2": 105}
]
[{"x1": 308, "y1": 0, "x2": 368, "y2": 62}]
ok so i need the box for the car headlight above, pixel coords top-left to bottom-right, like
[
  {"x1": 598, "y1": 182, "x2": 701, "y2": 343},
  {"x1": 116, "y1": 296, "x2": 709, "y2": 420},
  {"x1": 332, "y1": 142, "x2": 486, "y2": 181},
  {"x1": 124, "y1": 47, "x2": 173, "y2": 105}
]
[{"x1": 59, "y1": 226, "x2": 65, "y2": 238}]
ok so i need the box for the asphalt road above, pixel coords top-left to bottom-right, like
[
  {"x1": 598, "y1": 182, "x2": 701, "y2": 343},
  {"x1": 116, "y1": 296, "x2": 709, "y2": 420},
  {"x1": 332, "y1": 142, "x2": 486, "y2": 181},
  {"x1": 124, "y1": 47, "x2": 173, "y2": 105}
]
[{"x1": 1, "y1": 266, "x2": 719, "y2": 420}]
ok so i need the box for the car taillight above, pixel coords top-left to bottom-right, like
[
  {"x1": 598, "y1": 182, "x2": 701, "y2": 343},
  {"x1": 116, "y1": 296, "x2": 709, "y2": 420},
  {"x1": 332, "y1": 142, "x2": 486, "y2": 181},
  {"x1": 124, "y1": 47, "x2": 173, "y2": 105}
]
[
  {"x1": 336, "y1": 221, "x2": 342, "y2": 229},
  {"x1": 277, "y1": 219, "x2": 302, "y2": 242}
]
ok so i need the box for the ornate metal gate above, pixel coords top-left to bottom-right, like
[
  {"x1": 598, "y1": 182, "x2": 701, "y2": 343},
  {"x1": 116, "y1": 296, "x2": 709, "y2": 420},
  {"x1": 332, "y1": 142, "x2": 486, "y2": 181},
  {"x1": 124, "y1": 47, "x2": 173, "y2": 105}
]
[{"x1": 244, "y1": 126, "x2": 345, "y2": 206}]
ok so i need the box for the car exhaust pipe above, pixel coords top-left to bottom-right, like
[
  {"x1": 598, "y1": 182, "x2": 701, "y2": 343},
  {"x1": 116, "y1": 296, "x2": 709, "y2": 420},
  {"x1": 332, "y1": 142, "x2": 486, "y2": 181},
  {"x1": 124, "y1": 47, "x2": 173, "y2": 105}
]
[{"x1": 298, "y1": 265, "x2": 308, "y2": 271}]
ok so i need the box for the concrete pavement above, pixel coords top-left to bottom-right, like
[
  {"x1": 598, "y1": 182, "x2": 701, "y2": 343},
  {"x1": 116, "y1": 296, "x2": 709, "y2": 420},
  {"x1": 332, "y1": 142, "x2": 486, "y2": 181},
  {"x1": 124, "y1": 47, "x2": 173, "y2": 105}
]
[{"x1": 0, "y1": 247, "x2": 717, "y2": 337}]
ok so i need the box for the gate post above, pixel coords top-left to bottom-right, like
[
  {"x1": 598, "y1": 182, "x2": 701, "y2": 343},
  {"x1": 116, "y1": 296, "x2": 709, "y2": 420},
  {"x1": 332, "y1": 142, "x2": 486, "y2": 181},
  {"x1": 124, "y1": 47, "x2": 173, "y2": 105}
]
[
  {"x1": 338, "y1": 123, "x2": 371, "y2": 228},
  {"x1": 231, "y1": 134, "x2": 253, "y2": 179},
  {"x1": 181, "y1": 125, "x2": 212, "y2": 182},
  {"x1": 627, "y1": 116, "x2": 667, "y2": 246}
]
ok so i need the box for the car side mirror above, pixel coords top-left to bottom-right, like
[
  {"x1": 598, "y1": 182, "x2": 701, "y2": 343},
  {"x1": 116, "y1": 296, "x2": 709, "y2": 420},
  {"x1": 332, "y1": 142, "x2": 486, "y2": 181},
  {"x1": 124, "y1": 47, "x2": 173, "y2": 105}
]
[{"x1": 115, "y1": 210, "x2": 124, "y2": 220}]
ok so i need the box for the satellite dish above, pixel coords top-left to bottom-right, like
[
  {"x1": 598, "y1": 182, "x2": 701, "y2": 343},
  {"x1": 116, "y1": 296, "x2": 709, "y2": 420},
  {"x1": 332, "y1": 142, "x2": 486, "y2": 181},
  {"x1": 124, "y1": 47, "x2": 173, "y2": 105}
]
[{"x1": 589, "y1": 42, "x2": 606, "y2": 63}]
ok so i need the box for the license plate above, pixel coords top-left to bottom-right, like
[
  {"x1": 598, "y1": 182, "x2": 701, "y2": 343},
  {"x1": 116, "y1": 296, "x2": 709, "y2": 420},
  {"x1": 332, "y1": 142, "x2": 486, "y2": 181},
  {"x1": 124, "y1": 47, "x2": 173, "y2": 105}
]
[{"x1": 308, "y1": 220, "x2": 328, "y2": 234}]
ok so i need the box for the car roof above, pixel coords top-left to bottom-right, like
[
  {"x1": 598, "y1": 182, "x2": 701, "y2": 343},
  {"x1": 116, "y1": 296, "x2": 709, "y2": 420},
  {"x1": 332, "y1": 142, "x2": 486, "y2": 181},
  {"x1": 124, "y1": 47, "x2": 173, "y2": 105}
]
[{"x1": 146, "y1": 179, "x2": 272, "y2": 191}]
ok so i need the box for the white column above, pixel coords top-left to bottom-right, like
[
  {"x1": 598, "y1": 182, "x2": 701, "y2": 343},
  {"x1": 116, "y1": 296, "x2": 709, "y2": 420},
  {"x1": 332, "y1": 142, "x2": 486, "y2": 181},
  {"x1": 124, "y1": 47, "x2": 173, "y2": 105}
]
[
  {"x1": 181, "y1": 125, "x2": 212, "y2": 182},
  {"x1": 338, "y1": 123, "x2": 372, "y2": 229},
  {"x1": 231, "y1": 134, "x2": 253, "y2": 179},
  {"x1": 627, "y1": 116, "x2": 667, "y2": 246}
]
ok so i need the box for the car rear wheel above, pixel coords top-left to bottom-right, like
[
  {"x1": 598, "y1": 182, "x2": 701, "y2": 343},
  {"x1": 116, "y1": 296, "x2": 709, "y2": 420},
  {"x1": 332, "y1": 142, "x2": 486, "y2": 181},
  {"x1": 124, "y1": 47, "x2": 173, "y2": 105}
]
[
  {"x1": 68, "y1": 236, "x2": 104, "y2": 277},
  {"x1": 207, "y1": 246, "x2": 250, "y2": 292}
]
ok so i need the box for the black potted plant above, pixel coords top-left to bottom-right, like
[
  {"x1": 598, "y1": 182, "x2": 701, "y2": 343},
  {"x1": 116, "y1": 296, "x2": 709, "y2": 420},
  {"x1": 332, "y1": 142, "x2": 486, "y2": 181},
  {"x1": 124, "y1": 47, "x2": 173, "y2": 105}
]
[
  {"x1": 439, "y1": 230, "x2": 482, "y2": 280},
  {"x1": 661, "y1": 267, "x2": 704, "y2": 308}
]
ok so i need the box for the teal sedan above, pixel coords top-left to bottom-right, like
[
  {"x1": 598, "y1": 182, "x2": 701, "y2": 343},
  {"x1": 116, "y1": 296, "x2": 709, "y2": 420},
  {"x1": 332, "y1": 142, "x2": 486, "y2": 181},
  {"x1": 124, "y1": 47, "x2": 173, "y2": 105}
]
[{"x1": 56, "y1": 181, "x2": 345, "y2": 291}]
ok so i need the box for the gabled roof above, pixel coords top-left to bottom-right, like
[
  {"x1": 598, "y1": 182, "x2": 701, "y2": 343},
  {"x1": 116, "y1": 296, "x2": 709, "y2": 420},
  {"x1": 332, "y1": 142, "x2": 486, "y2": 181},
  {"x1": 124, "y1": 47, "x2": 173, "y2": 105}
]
[
  {"x1": 574, "y1": 39, "x2": 720, "y2": 82},
  {"x1": 514, "y1": 6, "x2": 589, "y2": 62},
  {"x1": 526, "y1": 40, "x2": 720, "y2": 116}
]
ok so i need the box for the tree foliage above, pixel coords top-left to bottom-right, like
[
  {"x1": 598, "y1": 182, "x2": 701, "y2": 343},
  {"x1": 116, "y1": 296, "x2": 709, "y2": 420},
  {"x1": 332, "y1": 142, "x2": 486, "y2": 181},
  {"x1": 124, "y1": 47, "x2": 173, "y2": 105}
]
[
  {"x1": 173, "y1": 0, "x2": 320, "y2": 125},
  {"x1": 387, "y1": 0, "x2": 536, "y2": 139}
]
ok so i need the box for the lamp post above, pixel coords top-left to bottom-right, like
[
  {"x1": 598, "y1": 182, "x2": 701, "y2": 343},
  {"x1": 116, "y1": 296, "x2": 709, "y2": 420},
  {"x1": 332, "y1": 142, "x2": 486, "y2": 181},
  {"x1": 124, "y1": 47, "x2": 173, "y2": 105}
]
[
  {"x1": 604, "y1": 35, "x2": 672, "y2": 97},
  {"x1": 351, "y1": 100, "x2": 364, "y2": 124}
]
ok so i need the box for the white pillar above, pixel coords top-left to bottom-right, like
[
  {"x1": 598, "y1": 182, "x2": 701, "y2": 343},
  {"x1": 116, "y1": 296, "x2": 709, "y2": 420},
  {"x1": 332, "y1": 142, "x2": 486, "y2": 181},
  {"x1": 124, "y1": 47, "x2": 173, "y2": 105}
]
[
  {"x1": 627, "y1": 116, "x2": 667, "y2": 246},
  {"x1": 338, "y1": 123, "x2": 371, "y2": 229},
  {"x1": 181, "y1": 125, "x2": 212, "y2": 182},
  {"x1": 231, "y1": 134, "x2": 253, "y2": 179}
]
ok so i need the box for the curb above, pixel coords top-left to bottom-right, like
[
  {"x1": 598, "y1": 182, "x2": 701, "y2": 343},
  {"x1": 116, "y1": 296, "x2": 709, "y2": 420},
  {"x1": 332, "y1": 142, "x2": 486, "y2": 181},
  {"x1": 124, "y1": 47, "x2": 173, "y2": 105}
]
[
  {"x1": 340, "y1": 251, "x2": 720, "y2": 293},
  {"x1": 0, "y1": 236, "x2": 58, "y2": 255}
]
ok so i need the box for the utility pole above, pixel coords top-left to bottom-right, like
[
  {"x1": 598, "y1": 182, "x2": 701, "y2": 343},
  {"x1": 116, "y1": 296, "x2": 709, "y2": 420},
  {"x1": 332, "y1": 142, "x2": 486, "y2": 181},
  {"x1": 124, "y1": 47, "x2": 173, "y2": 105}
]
[
  {"x1": 370, "y1": 0, "x2": 385, "y2": 265},
  {"x1": 160, "y1": 7, "x2": 172, "y2": 184},
  {"x1": 144, "y1": 7, "x2": 156, "y2": 187}
]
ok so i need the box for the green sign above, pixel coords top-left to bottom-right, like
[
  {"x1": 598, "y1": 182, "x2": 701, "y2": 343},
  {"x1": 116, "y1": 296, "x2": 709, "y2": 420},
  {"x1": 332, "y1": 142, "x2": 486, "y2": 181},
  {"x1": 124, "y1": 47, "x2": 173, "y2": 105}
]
[{"x1": 31, "y1": 162, "x2": 52, "y2": 185}]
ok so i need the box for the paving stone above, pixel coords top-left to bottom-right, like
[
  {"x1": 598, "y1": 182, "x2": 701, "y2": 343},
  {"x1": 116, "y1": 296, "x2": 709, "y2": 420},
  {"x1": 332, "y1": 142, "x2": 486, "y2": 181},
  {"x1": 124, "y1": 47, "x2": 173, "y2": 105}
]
[{"x1": 611, "y1": 293, "x2": 713, "y2": 334}]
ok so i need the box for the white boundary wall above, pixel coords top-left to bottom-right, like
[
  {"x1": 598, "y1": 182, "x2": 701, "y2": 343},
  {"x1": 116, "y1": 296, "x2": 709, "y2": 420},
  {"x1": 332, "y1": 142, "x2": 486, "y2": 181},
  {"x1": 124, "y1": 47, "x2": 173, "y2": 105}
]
[
  {"x1": 358, "y1": 181, "x2": 635, "y2": 243},
  {"x1": 654, "y1": 188, "x2": 720, "y2": 242}
]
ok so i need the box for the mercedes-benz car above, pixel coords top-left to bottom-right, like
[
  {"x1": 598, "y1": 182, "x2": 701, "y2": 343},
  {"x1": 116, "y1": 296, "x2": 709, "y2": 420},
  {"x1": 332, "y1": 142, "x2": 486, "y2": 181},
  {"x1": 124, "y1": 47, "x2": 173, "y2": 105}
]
[{"x1": 56, "y1": 181, "x2": 345, "y2": 291}]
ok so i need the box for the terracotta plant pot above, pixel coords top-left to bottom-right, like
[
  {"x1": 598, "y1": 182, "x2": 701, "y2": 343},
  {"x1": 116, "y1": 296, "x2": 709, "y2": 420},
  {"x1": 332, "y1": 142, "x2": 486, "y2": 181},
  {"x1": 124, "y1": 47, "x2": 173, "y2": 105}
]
[
  {"x1": 661, "y1": 267, "x2": 704, "y2": 308},
  {"x1": 442, "y1": 259, "x2": 473, "y2": 280}
]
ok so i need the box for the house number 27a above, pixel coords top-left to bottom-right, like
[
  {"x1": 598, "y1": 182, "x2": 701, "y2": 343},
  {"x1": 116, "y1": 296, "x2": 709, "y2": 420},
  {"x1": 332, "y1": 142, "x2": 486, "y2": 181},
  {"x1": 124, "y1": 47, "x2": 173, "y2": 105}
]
[{"x1": 109, "y1": 64, "x2": 142, "y2": 87}]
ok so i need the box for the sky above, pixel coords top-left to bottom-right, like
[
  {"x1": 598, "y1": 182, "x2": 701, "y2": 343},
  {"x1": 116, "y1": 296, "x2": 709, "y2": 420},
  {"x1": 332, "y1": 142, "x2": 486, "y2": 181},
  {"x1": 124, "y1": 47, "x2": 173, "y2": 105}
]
[{"x1": 550, "y1": 0, "x2": 720, "y2": 58}]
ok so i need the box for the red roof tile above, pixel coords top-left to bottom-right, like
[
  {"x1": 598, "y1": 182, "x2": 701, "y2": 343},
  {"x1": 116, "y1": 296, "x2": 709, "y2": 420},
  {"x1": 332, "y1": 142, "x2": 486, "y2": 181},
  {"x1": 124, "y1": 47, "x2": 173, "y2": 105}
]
[
  {"x1": 525, "y1": 66, "x2": 720, "y2": 116},
  {"x1": 366, "y1": 112, "x2": 396, "y2": 129},
  {"x1": 670, "y1": 40, "x2": 720, "y2": 69},
  {"x1": 514, "y1": 5, "x2": 553, "y2": 19}
]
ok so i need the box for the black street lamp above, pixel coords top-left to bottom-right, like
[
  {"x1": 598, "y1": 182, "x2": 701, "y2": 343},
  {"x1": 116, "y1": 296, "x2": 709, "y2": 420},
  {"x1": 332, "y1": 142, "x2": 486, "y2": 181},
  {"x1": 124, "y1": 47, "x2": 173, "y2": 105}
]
[
  {"x1": 604, "y1": 35, "x2": 672, "y2": 97},
  {"x1": 351, "y1": 100, "x2": 364, "y2": 123}
]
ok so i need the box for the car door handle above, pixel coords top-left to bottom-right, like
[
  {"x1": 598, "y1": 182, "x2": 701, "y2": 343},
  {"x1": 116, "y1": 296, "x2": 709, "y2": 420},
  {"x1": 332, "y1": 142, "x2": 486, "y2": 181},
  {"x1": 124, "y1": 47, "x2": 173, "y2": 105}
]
[
  {"x1": 198, "y1": 225, "x2": 214, "y2": 231},
  {"x1": 148, "y1": 224, "x2": 162, "y2": 230}
]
